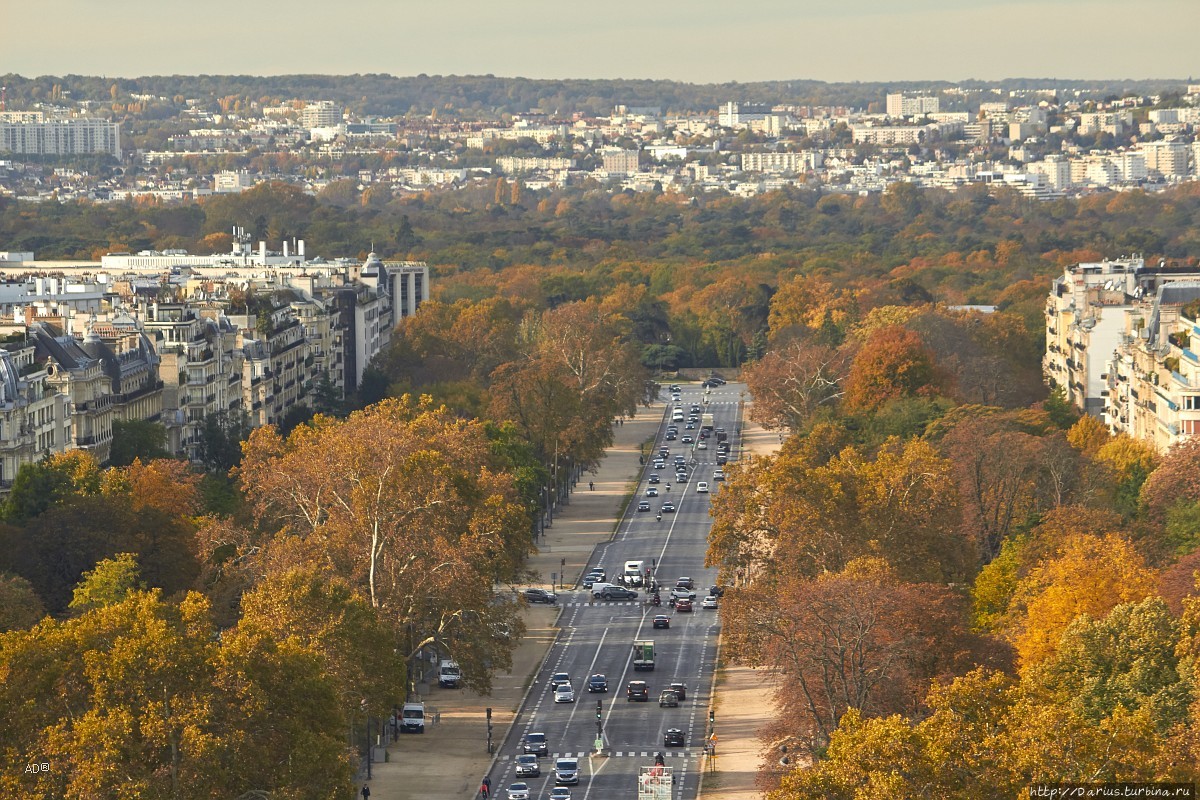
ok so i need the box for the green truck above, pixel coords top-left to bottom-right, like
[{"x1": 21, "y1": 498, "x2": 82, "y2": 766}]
[{"x1": 632, "y1": 640, "x2": 655, "y2": 671}]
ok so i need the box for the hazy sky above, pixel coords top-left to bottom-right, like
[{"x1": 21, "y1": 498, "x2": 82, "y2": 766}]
[{"x1": 10, "y1": 0, "x2": 1197, "y2": 82}]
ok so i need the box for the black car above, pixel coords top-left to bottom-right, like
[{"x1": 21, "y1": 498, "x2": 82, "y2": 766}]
[
  {"x1": 587, "y1": 674, "x2": 609, "y2": 692},
  {"x1": 626, "y1": 681, "x2": 649, "y2": 701},
  {"x1": 600, "y1": 586, "x2": 638, "y2": 600},
  {"x1": 647, "y1": 474, "x2": 660, "y2": 484},
  {"x1": 582, "y1": 574, "x2": 604, "y2": 588},
  {"x1": 637, "y1": 500, "x2": 651, "y2": 512},
  {"x1": 716, "y1": 454, "x2": 728, "y2": 465},
  {"x1": 709, "y1": 585, "x2": 725, "y2": 598},
  {"x1": 664, "y1": 728, "x2": 685, "y2": 746},
  {"x1": 665, "y1": 432, "x2": 676, "y2": 441},
  {"x1": 524, "y1": 588, "x2": 557, "y2": 604},
  {"x1": 523, "y1": 732, "x2": 548, "y2": 756},
  {"x1": 669, "y1": 682, "x2": 687, "y2": 701},
  {"x1": 652, "y1": 614, "x2": 670, "y2": 629}
]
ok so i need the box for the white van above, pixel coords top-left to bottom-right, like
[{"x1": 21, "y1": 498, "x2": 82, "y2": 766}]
[
  {"x1": 438, "y1": 659, "x2": 462, "y2": 688},
  {"x1": 624, "y1": 560, "x2": 645, "y2": 586},
  {"x1": 401, "y1": 701, "x2": 426, "y2": 733}
]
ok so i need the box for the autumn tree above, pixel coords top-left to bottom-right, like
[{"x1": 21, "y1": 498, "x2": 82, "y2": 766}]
[
  {"x1": 1008, "y1": 533, "x2": 1157, "y2": 667},
  {"x1": 843, "y1": 325, "x2": 941, "y2": 412},
  {"x1": 725, "y1": 560, "x2": 982, "y2": 756},
  {"x1": 0, "y1": 572, "x2": 45, "y2": 631},
  {"x1": 237, "y1": 396, "x2": 531, "y2": 691},
  {"x1": 741, "y1": 338, "x2": 849, "y2": 431},
  {"x1": 68, "y1": 553, "x2": 143, "y2": 612}
]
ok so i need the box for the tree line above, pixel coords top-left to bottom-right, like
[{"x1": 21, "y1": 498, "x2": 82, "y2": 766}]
[{"x1": 707, "y1": 285, "x2": 1200, "y2": 795}]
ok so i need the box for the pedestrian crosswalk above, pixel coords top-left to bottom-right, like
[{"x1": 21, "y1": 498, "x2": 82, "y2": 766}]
[{"x1": 497, "y1": 751, "x2": 693, "y2": 761}]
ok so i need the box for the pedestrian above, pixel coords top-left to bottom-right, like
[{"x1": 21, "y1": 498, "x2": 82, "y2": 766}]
[
  {"x1": 589, "y1": 481, "x2": 594, "y2": 491},
  {"x1": 361, "y1": 785, "x2": 371, "y2": 799}
]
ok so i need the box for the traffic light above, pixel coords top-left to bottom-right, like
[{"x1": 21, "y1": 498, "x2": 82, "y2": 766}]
[
  {"x1": 486, "y1": 707, "x2": 492, "y2": 721},
  {"x1": 709, "y1": 710, "x2": 715, "y2": 725},
  {"x1": 596, "y1": 701, "x2": 603, "y2": 721}
]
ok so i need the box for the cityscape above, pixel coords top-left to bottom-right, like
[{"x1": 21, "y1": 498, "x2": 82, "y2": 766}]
[{"x1": 3, "y1": 1, "x2": 1200, "y2": 798}]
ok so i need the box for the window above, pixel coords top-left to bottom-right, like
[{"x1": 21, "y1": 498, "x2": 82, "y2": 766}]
[
  {"x1": 1185, "y1": 396, "x2": 1200, "y2": 411},
  {"x1": 1182, "y1": 419, "x2": 1200, "y2": 436}
]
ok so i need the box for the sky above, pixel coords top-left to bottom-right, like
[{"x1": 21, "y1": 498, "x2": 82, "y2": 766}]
[{"x1": 10, "y1": 0, "x2": 1197, "y2": 83}]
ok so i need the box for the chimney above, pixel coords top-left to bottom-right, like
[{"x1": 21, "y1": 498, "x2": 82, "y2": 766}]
[
  {"x1": 259, "y1": 241, "x2": 266, "y2": 262},
  {"x1": 283, "y1": 241, "x2": 289, "y2": 259},
  {"x1": 298, "y1": 240, "x2": 306, "y2": 259}
]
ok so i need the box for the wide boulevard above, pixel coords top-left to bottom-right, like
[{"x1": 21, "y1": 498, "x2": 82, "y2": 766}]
[{"x1": 487, "y1": 382, "x2": 745, "y2": 800}]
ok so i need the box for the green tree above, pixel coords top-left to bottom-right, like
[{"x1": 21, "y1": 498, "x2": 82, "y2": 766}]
[
  {"x1": 108, "y1": 420, "x2": 169, "y2": 467},
  {"x1": 68, "y1": 553, "x2": 143, "y2": 612}
]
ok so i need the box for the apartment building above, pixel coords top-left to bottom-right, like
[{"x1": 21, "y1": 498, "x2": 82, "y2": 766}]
[
  {"x1": 740, "y1": 151, "x2": 823, "y2": 173},
  {"x1": 1044, "y1": 257, "x2": 1200, "y2": 421},
  {"x1": 30, "y1": 322, "x2": 116, "y2": 464},
  {"x1": 886, "y1": 93, "x2": 939, "y2": 118},
  {"x1": 1140, "y1": 138, "x2": 1189, "y2": 179},
  {"x1": 1105, "y1": 283, "x2": 1200, "y2": 449},
  {"x1": 0, "y1": 118, "x2": 121, "y2": 157},
  {"x1": 0, "y1": 343, "x2": 69, "y2": 486},
  {"x1": 601, "y1": 148, "x2": 640, "y2": 176}
]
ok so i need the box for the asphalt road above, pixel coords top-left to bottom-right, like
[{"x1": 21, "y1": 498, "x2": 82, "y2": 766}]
[{"x1": 490, "y1": 382, "x2": 746, "y2": 800}]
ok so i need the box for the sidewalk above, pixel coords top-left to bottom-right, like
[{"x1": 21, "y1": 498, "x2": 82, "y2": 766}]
[{"x1": 358, "y1": 402, "x2": 663, "y2": 799}]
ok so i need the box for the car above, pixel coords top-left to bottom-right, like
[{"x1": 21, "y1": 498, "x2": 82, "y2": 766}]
[
  {"x1": 549, "y1": 788, "x2": 572, "y2": 800},
  {"x1": 658, "y1": 689, "x2": 679, "y2": 707},
  {"x1": 685, "y1": 421, "x2": 696, "y2": 429},
  {"x1": 670, "y1": 586, "x2": 695, "y2": 601},
  {"x1": 637, "y1": 500, "x2": 651, "y2": 512},
  {"x1": 691, "y1": 404, "x2": 701, "y2": 413},
  {"x1": 507, "y1": 782, "x2": 531, "y2": 800},
  {"x1": 670, "y1": 384, "x2": 681, "y2": 392},
  {"x1": 550, "y1": 672, "x2": 572, "y2": 690},
  {"x1": 599, "y1": 586, "x2": 638, "y2": 600},
  {"x1": 708, "y1": 585, "x2": 725, "y2": 597},
  {"x1": 582, "y1": 574, "x2": 604, "y2": 588},
  {"x1": 554, "y1": 758, "x2": 580, "y2": 785},
  {"x1": 515, "y1": 754, "x2": 541, "y2": 777},
  {"x1": 523, "y1": 732, "x2": 548, "y2": 756},
  {"x1": 652, "y1": 461, "x2": 666, "y2": 471},
  {"x1": 647, "y1": 474, "x2": 660, "y2": 484},
  {"x1": 652, "y1": 614, "x2": 671, "y2": 629},
  {"x1": 677, "y1": 577, "x2": 695, "y2": 589},
  {"x1": 554, "y1": 684, "x2": 575, "y2": 703},
  {"x1": 661, "y1": 501, "x2": 676, "y2": 513},
  {"x1": 626, "y1": 681, "x2": 649, "y2": 701},
  {"x1": 675, "y1": 598, "x2": 693, "y2": 612},
  {"x1": 676, "y1": 473, "x2": 688, "y2": 483},
  {"x1": 698, "y1": 429, "x2": 709, "y2": 439},
  {"x1": 674, "y1": 455, "x2": 686, "y2": 465},
  {"x1": 697, "y1": 441, "x2": 708, "y2": 450},
  {"x1": 702, "y1": 595, "x2": 719, "y2": 610},
  {"x1": 664, "y1": 728, "x2": 686, "y2": 747},
  {"x1": 716, "y1": 454, "x2": 728, "y2": 465},
  {"x1": 644, "y1": 487, "x2": 659, "y2": 497},
  {"x1": 524, "y1": 588, "x2": 558, "y2": 604},
  {"x1": 669, "y1": 682, "x2": 688, "y2": 701},
  {"x1": 713, "y1": 470, "x2": 725, "y2": 481},
  {"x1": 665, "y1": 432, "x2": 676, "y2": 441},
  {"x1": 587, "y1": 673, "x2": 608, "y2": 692},
  {"x1": 681, "y1": 435, "x2": 694, "y2": 444},
  {"x1": 671, "y1": 393, "x2": 681, "y2": 401},
  {"x1": 696, "y1": 481, "x2": 709, "y2": 492}
]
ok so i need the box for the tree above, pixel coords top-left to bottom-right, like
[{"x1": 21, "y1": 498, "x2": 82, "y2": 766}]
[
  {"x1": 237, "y1": 396, "x2": 531, "y2": 692},
  {"x1": 197, "y1": 408, "x2": 251, "y2": 473},
  {"x1": 723, "y1": 560, "x2": 981, "y2": 755},
  {"x1": 237, "y1": 568, "x2": 405, "y2": 717},
  {"x1": 0, "y1": 572, "x2": 45, "y2": 631},
  {"x1": 741, "y1": 338, "x2": 849, "y2": 431},
  {"x1": 843, "y1": 325, "x2": 940, "y2": 412},
  {"x1": 68, "y1": 553, "x2": 143, "y2": 612},
  {"x1": 108, "y1": 420, "x2": 169, "y2": 466},
  {"x1": 1, "y1": 451, "x2": 103, "y2": 523},
  {"x1": 1009, "y1": 533, "x2": 1157, "y2": 668}
]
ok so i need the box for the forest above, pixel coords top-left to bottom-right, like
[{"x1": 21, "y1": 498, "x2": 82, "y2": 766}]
[{"x1": 2, "y1": 175, "x2": 1200, "y2": 795}]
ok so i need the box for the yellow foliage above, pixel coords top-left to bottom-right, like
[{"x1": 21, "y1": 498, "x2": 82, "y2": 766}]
[
  {"x1": 1011, "y1": 533, "x2": 1156, "y2": 668},
  {"x1": 1066, "y1": 414, "x2": 1110, "y2": 455}
]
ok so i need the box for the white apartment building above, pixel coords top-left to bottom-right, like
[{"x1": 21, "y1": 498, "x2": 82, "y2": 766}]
[
  {"x1": 740, "y1": 151, "x2": 823, "y2": 173},
  {"x1": 496, "y1": 156, "x2": 574, "y2": 174},
  {"x1": 0, "y1": 344, "x2": 69, "y2": 487},
  {"x1": 1044, "y1": 257, "x2": 1200, "y2": 419},
  {"x1": 0, "y1": 119, "x2": 121, "y2": 157},
  {"x1": 851, "y1": 125, "x2": 933, "y2": 145},
  {"x1": 1027, "y1": 155, "x2": 1072, "y2": 192},
  {"x1": 213, "y1": 170, "x2": 255, "y2": 193},
  {"x1": 1140, "y1": 138, "x2": 1189, "y2": 179},
  {"x1": 301, "y1": 100, "x2": 342, "y2": 128},
  {"x1": 718, "y1": 102, "x2": 770, "y2": 128},
  {"x1": 886, "y1": 93, "x2": 940, "y2": 118}
]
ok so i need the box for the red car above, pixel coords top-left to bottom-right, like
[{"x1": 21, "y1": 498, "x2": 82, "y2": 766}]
[{"x1": 675, "y1": 598, "x2": 693, "y2": 613}]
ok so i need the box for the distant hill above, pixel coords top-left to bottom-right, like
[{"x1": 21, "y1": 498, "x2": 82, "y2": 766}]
[{"x1": 0, "y1": 72, "x2": 1189, "y2": 118}]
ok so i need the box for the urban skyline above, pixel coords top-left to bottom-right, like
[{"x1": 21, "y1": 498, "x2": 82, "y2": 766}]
[{"x1": 11, "y1": 0, "x2": 1198, "y2": 83}]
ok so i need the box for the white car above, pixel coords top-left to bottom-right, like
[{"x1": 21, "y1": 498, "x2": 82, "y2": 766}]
[
  {"x1": 713, "y1": 469, "x2": 725, "y2": 481},
  {"x1": 696, "y1": 481, "x2": 709, "y2": 493},
  {"x1": 697, "y1": 441, "x2": 707, "y2": 450},
  {"x1": 554, "y1": 683, "x2": 575, "y2": 703},
  {"x1": 549, "y1": 788, "x2": 572, "y2": 800},
  {"x1": 508, "y1": 783, "x2": 531, "y2": 800},
  {"x1": 702, "y1": 595, "x2": 719, "y2": 610}
]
